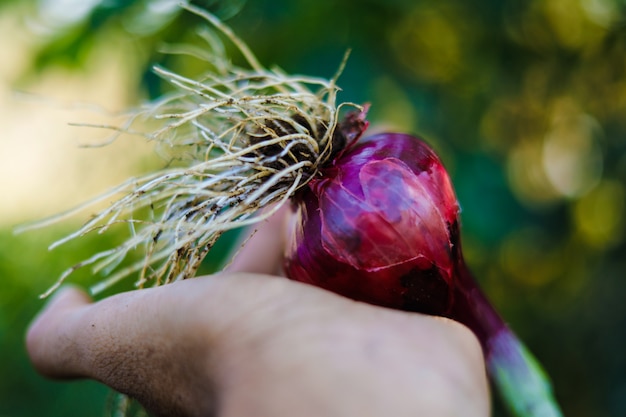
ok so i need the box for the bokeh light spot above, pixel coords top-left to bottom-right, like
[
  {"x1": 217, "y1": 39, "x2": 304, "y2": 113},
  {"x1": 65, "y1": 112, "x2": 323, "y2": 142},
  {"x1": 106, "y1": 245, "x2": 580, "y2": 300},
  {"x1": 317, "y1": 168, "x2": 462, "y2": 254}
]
[
  {"x1": 499, "y1": 227, "x2": 563, "y2": 287},
  {"x1": 542, "y1": 103, "x2": 603, "y2": 198},
  {"x1": 32, "y1": 0, "x2": 101, "y2": 34},
  {"x1": 508, "y1": 141, "x2": 560, "y2": 207},
  {"x1": 574, "y1": 179, "x2": 625, "y2": 248},
  {"x1": 390, "y1": 5, "x2": 464, "y2": 83},
  {"x1": 580, "y1": 0, "x2": 618, "y2": 27},
  {"x1": 368, "y1": 76, "x2": 419, "y2": 133},
  {"x1": 122, "y1": 0, "x2": 180, "y2": 36}
]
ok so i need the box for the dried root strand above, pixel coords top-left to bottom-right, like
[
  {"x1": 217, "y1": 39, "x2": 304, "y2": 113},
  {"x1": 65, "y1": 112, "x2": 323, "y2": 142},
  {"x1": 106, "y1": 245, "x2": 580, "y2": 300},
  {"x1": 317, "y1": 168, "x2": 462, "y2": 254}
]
[{"x1": 25, "y1": 4, "x2": 362, "y2": 297}]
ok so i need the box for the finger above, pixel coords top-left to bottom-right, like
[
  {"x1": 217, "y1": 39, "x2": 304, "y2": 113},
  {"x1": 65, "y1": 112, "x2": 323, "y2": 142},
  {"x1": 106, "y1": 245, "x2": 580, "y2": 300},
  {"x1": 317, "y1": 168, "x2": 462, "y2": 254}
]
[
  {"x1": 24, "y1": 274, "x2": 300, "y2": 416},
  {"x1": 424, "y1": 318, "x2": 490, "y2": 415},
  {"x1": 26, "y1": 286, "x2": 93, "y2": 378},
  {"x1": 225, "y1": 204, "x2": 291, "y2": 274}
]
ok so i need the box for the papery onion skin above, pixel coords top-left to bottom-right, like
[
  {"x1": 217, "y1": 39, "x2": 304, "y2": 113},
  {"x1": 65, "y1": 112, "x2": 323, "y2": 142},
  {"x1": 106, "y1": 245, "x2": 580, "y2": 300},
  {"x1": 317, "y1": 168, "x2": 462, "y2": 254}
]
[
  {"x1": 286, "y1": 133, "x2": 460, "y2": 315},
  {"x1": 284, "y1": 132, "x2": 563, "y2": 417},
  {"x1": 285, "y1": 133, "x2": 505, "y2": 344}
]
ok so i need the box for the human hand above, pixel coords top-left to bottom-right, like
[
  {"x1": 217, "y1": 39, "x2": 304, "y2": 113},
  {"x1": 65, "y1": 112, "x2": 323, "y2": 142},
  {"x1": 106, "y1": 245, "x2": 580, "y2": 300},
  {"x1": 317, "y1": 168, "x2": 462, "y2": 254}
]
[{"x1": 26, "y1": 208, "x2": 490, "y2": 417}]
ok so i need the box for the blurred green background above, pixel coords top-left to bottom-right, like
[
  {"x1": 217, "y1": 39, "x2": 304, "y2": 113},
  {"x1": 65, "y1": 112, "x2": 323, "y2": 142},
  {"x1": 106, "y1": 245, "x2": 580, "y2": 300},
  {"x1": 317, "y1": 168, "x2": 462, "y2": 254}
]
[{"x1": 1, "y1": 0, "x2": 625, "y2": 416}]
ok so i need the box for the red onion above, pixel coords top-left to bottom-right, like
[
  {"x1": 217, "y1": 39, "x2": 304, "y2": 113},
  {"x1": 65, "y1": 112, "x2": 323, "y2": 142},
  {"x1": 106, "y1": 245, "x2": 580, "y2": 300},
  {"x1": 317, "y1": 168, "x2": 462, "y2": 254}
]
[{"x1": 284, "y1": 131, "x2": 563, "y2": 417}]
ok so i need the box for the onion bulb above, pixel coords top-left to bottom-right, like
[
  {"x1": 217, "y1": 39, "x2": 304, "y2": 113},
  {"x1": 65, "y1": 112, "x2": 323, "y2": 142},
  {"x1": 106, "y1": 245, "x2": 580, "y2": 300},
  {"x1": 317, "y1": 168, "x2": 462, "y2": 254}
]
[{"x1": 285, "y1": 131, "x2": 563, "y2": 417}]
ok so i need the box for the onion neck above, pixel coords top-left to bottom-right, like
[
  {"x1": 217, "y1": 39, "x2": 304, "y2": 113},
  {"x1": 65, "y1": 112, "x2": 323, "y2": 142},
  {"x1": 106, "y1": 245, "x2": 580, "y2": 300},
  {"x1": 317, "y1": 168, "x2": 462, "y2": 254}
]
[
  {"x1": 447, "y1": 246, "x2": 564, "y2": 417},
  {"x1": 449, "y1": 258, "x2": 506, "y2": 354}
]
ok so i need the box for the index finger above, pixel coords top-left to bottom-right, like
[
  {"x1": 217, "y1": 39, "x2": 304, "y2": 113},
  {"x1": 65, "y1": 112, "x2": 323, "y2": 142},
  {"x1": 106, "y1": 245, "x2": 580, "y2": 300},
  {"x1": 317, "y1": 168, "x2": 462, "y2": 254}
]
[{"x1": 224, "y1": 204, "x2": 291, "y2": 275}]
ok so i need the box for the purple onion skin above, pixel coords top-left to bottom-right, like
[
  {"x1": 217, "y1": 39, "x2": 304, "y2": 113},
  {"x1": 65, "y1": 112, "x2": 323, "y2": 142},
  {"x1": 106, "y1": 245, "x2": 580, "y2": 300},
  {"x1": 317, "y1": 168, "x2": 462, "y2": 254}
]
[
  {"x1": 284, "y1": 132, "x2": 563, "y2": 417},
  {"x1": 285, "y1": 133, "x2": 499, "y2": 341}
]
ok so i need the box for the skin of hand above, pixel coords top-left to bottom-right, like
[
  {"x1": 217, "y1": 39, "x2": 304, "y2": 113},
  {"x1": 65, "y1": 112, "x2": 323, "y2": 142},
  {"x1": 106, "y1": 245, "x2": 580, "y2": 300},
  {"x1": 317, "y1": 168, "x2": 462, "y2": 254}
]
[{"x1": 26, "y1": 208, "x2": 490, "y2": 417}]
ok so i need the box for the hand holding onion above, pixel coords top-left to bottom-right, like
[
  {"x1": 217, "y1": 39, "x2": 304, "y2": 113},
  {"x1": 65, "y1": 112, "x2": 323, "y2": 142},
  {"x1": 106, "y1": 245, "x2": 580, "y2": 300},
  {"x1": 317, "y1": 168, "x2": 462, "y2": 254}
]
[
  {"x1": 23, "y1": 5, "x2": 564, "y2": 417},
  {"x1": 27, "y1": 209, "x2": 490, "y2": 417},
  {"x1": 284, "y1": 130, "x2": 563, "y2": 417}
]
